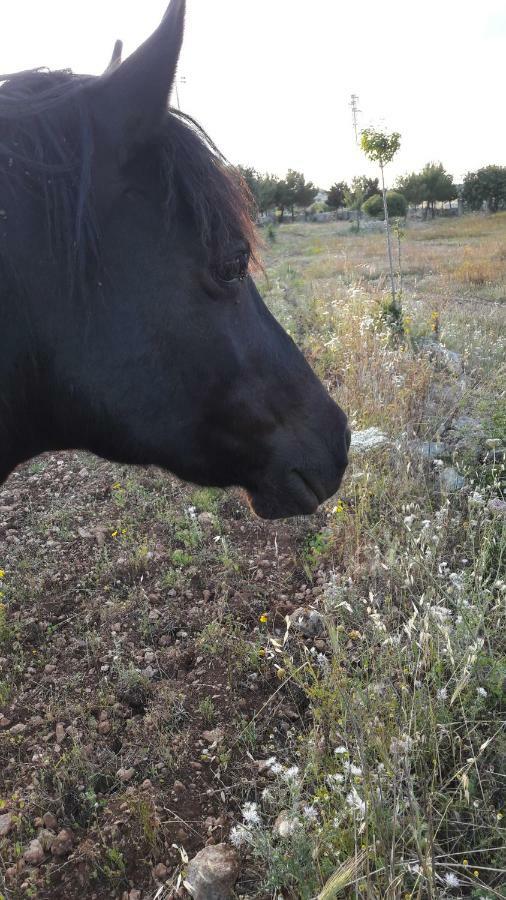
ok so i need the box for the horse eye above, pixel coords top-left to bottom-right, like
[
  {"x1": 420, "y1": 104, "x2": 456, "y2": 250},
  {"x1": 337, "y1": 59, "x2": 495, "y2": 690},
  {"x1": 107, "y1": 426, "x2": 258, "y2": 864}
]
[{"x1": 214, "y1": 251, "x2": 249, "y2": 284}]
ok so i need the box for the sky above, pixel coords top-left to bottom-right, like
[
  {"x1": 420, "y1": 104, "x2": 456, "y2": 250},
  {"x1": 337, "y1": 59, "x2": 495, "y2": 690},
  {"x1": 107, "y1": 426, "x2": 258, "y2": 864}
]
[{"x1": 1, "y1": 0, "x2": 505, "y2": 189}]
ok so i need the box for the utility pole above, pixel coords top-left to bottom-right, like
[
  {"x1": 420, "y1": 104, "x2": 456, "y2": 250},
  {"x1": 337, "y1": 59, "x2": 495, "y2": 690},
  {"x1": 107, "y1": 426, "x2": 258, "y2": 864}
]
[
  {"x1": 174, "y1": 75, "x2": 187, "y2": 110},
  {"x1": 350, "y1": 94, "x2": 361, "y2": 145}
]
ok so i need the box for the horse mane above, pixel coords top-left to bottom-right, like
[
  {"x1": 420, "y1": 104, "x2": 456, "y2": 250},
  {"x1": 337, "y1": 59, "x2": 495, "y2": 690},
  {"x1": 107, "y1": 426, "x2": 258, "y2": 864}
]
[{"x1": 0, "y1": 67, "x2": 258, "y2": 294}]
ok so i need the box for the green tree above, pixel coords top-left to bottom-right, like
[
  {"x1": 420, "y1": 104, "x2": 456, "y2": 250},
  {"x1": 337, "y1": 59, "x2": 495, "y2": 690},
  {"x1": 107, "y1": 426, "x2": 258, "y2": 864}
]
[
  {"x1": 257, "y1": 173, "x2": 280, "y2": 215},
  {"x1": 363, "y1": 191, "x2": 407, "y2": 219},
  {"x1": 419, "y1": 162, "x2": 457, "y2": 218},
  {"x1": 395, "y1": 171, "x2": 424, "y2": 209},
  {"x1": 360, "y1": 128, "x2": 401, "y2": 306},
  {"x1": 283, "y1": 169, "x2": 318, "y2": 219},
  {"x1": 326, "y1": 181, "x2": 348, "y2": 211},
  {"x1": 462, "y1": 165, "x2": 506, "y2": 213}
]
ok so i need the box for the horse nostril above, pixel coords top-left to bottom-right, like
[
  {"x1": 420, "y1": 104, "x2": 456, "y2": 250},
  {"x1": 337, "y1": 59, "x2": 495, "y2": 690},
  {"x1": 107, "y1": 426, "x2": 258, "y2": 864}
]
[{"x1": 345, "y1": 427, "x2": 352, "y2": 452}]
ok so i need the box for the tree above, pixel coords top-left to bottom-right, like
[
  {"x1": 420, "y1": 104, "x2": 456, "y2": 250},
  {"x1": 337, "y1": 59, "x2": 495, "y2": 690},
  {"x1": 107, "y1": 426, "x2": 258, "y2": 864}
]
[
  {"x1": 419, "y1": 162, "x2": 457, "y2": 217},
  {"x1": 361, "y1": 128, "x2": 401, "y2": 306},
  {"x1": 283, "y1": 169, "x2": 318, "y2": 219},
  {"x1": 462, "y1": 166, "x2": 506, "y2": 213},
  {"x1": 326, "y1": 181, "x2": 348, "y2": 211},
  {"x1": 344, "y1": 177, "x2": 366, "y2": 231},
  {"x1": 395, "y1": 172, "x2": 424, "y2": 209},
  {"x1": 257, "y1": 174, "x2": 280, "y2": 215},
  {"x1": 363, "y1": 191, "x2": 407, "y2": 219}
]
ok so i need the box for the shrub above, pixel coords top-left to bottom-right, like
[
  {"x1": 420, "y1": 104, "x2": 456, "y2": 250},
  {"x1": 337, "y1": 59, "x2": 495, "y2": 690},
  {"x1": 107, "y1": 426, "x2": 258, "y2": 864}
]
[{"x1": 363, "y1": 191, "x2": 407, "y2": 219}]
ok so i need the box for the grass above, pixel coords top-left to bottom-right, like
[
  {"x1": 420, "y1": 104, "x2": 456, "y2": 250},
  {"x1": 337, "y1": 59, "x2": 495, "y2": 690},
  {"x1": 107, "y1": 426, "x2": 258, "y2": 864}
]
[{"x1": 0, "y1": 214, "x2": 505, "y2": 898}]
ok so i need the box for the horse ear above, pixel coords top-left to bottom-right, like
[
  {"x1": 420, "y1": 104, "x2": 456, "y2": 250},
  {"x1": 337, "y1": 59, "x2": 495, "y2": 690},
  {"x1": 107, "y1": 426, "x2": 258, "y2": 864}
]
[
  {"x1": 104, "y1": 39, "x2": 123, "y2": 73},
  {"x1": 91, "y1": 0, "x2": 185, "y2": 155}
]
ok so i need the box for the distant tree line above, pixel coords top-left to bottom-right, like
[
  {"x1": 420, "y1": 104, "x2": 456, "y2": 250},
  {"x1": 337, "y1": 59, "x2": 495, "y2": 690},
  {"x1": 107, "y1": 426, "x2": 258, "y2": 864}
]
[
  {"x1": 238, "y1": 163, "x2": 506, "y2": 220},
  {"x1": 238, "y1": 167, "x2": 318, "y2": 221}
]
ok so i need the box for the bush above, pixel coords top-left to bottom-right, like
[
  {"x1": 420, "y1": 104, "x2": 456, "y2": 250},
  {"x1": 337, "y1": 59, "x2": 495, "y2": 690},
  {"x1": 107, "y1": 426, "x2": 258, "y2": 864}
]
[{"x1": 363, "y1": 191, "x2": 407, "y2": 219}]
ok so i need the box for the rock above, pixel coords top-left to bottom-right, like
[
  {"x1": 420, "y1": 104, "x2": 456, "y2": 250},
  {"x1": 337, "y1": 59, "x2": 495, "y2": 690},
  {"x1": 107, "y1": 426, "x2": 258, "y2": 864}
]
[
  {"x1": 273, "y1": 810, "x2": 300, "y2": 838},
  {"x1": 197, "y1": 512, "x2": 216, "y2": 530},
  {"x1": 350, "y1": 427, "x2": 388, "y2": 452},
  {"x1": 417, "y1": 441, "x2": 447, "y2": 459},
  {"x1": 38, "y1": 828, "x2": 56, "y2": 852},
  {"x1": 202, "y1": 727, "x2": 225, "y2": 745},
  {"x1": 97, "y1": 720, "x2": 111, "y2": 735},
  {"x1": 117, "y1": 767, "x2": 135, "y2": 782},
  {"x1": 23, "y1": 838, "x2": 45, "y2": 866},
  {"x1": 153, "y1": 862, "x2": 168, "y2": 879},
  {"x1": 5, "y1": 860, "x2": 25, "y2": 881},
  {"x1": 148, "y1": 608, "x2": 160, "y2": 622},
  {"x1": 55, "y1": 722, "x2": 66, "y2": 743},
  {"x1": 185, "y1": 843, "x2": 240, "y2": 900},
  {"x1": 51, "y1": 828, "x2": 74, "y2": 857},
  {"x1": 421, "y1": 340, "x2": 463, "y2": 375},
  {"x1": 439, "y1": 467, "x2": 465, "y2": 492},
  {"x1": 10, "y1": 722, "x2": 26, "y2": 735},
  {"x1": 487, "y1": 498, "x2": 506, "y2": 517},
  {"x1": 289, "y1": 607, "x2": 325, "y2": 638},
  {"x1": 42, "y1": 811, "x2": 58, "y2": 831},
  {"x1": 0, "y1": 812, "x2": 13, "y2": 836}
]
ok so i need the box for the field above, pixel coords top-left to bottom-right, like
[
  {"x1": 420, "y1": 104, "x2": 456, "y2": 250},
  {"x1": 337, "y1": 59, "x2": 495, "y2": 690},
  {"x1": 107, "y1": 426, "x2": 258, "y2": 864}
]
[{"x1": 0, "y1": 214, "x2": 505, "y2": 899}]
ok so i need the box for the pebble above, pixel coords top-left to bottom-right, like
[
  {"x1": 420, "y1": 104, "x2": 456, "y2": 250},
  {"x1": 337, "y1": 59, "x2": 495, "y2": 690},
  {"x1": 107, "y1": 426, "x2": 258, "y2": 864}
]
[
  {"x1": 42, "y1": 812, "x2": 58, "y2": 831},
  {"x1": 23, "y1": 838, "x2": 45, "y2": 866},
  {"x1": 186, "y1": 843, "x2": 240, "y2": 899},
  {"x1": 152, "y1": 862, "x2": 168, "y2": 879},
  {"x1": 117, "y1": 767, "x2": 135, "y2": 782},
  {"x1": 0, "y1": 812, "x2": 13, "y2": 836},
  {"x1": 289, "y1": 607, "x2": 325, "y2": 638},
  {"x1": 51, "y1": 828, "x2": 74, "y2": 857}
]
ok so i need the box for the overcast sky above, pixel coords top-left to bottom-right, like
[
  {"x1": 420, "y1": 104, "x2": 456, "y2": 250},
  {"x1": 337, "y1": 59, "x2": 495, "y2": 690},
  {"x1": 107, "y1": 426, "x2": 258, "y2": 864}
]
[{"x1": 1, "y1": 1, "x2": 505, "y2": 188}]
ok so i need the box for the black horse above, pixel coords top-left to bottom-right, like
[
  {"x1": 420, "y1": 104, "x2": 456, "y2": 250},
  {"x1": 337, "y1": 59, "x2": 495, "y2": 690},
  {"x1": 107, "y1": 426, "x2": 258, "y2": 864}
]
[{"x1": 0, "y1": 0, "x2": 349, "y2": 519}]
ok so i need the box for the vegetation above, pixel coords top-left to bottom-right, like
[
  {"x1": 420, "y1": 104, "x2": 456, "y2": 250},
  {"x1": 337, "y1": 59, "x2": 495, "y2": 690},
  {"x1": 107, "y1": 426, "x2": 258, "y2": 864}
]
[
  {"x1": 1, "y1": 215, "x2": 505, "y2": 897},
  {"x1": 462, "y1": 165, "x2": 506, "y2": 213},
  {"x1": 363, "y1": 190, "x2": 407, "y2": 219}
]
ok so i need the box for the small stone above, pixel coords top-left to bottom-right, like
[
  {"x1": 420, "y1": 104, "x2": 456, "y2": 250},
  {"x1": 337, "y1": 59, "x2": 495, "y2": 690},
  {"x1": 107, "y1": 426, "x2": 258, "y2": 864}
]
[
  {"x1": 173, "y1": 780, "x2": 187, "y2": 794},
  {"x1": 0, "y1": 812, "x2": 13, "y2": 836},
  {"x1": 289, "y1": 607, "x2": 325, "y2": 638},
  {"x1": 5, "y1": 861, "x2": 25, "y2": 881},
  {"x1": 51, "y1": 828, "x2": 74, "y2": 857},
  {"x1": 38, "y1": 828, "x2": 56, "y2": 852},
  {"x1": 197, "y1": 511, "x2": 215, "y2": 529},
  {"x1": 55, "y1": 722, "x2": 65, "y2": 743},
  {"x1": 186, "y1": 843, "x2": 240, "y2": 899},
  {"x1": 273, "y1": 810, "x2": 300, "y2": 838},
  {"x1": 97, "y1": 720, "x2": 111, "y2": 735},
  {"x1": 44, "y1": 664, "x2": 57, "y2": 674},
  {"x1": 141, "y1": 778, "x2": 152, "y2": 790},
  {"x1": 153, "y1": 862, "x2": 168, "y2": 879},
  {"x1": 117, "y1": 767, "x2": 135, "y2": 782},
  {"x1": 23, "y1": 838, "x2": 45, "y2": 866},
  {"x1": 202, "y1": 727, "x2": 225, "y2": 745},
  {"x1": 439, "y1": 467, "x2": 465, "y2": 492},
  {"x1": 148, "y1": 608, "x2": 160, "y2": 622},
  {"x1": 42, "y1": 812, "x2": 58, "y2": 831},
  {"x1": 144, "y1": 650, "x2": 155, "y2": 664},
  {"x1": 10, "y1": 722, "x2": 26, "y2": 735}
]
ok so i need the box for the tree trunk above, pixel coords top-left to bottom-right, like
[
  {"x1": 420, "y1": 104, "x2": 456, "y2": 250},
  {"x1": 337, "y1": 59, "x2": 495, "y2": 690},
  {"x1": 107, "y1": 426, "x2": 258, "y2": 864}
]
[{"x1": 380, "y1": 163, "x2": 396, "y2": 306}]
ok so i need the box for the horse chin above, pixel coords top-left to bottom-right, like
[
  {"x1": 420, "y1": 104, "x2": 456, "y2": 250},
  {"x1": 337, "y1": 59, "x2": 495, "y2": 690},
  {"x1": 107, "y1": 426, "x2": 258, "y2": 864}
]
[{"x1": 246, "y1": 475, "x2": 321, "y2": 520}]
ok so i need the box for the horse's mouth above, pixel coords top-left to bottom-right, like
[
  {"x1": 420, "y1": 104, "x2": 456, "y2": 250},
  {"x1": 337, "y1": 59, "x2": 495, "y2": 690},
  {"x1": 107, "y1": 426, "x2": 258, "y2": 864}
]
[{"x1": 247, "y1": 470, "x2": 332, "y2": 520}]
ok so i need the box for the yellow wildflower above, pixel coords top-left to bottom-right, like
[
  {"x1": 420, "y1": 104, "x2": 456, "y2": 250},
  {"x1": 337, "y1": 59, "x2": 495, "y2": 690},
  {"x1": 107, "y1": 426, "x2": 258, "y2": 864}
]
[
  {"x1": 111, "y1": 530, "x2": 118, "y2": 538},
  {"x1": 0, "y1": 569, "x2": 4, "y2": 578},
  {"x1": 259, "y1": 613, "x2": 268, "y2": 624}
]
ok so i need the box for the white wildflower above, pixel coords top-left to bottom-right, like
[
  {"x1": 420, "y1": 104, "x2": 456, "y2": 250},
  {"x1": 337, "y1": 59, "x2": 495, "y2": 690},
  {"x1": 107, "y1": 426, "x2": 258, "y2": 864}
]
[
  {"x1": 326, "y1": 773, "x2": 345, "y2": 789},
  {"x1": 476, "y1": 687, "x2": 487, "y2": 698},
  {"x1": 334, "y1": 745, "x2": 348, "y2": 755},
  {"x1": 316, "y1": 653, "x2": 330, "y2": 674},
  {"x1": 229, "y1": 824, "x2": 252, "y2": 848},
  {"x1": 261, "y1": 787, "x2": 273, "y2": 802},
  {"x1": 444, "y1": 871, "x2": 460, "y2": 888},
  {"x1": 241, "y1": 801, "x2": 261, "y2": 826},
  {"x1": 346, "y1": 786, "x2": 366, "y2": 818},
  {"x1": 437, "y1": 687, "x2": 448, "y2": 701},
  {"x1": 282, "y1": 765, "x2": 300, "y2": 783},
  {"x1": 302, "y1": 804, "x2": 318, "y2": 822},
  {"x1": 343, "y1": 761, "x2": 362, "y2": 777}
]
